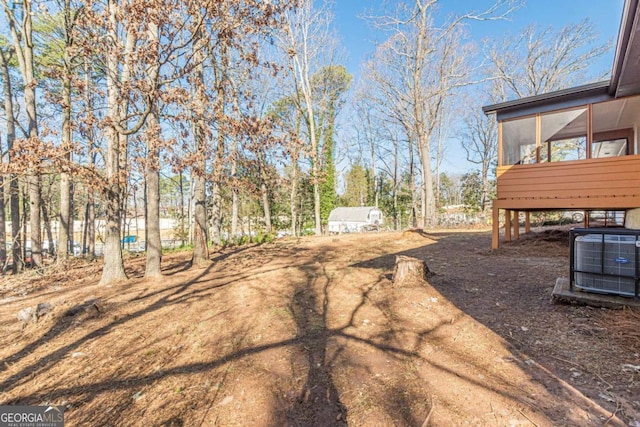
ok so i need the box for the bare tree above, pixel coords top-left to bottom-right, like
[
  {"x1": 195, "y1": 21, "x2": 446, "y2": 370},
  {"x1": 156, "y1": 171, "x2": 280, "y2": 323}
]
[
  {"x1": 364, "y1": 10, "x2": 462, "y2": 226},
  {"x1": 365, "y1": 0, "x2": 515, "y2": 227},
  {"x1": 460, "y1": 99, "x2": 497, "y2": 214},
  {"x1": 486, "y1": 19, "x2": 612, "y2": 99}
]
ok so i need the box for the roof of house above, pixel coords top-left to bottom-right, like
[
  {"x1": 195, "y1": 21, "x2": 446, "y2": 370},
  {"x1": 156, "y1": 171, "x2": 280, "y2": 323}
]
[
  {"x1": 482, "y1": 81, "x2": 611, "y2": 120},
  {"x1": 611, "y1": 0, "x2": 640, "y2": 97},
  {"x1": 483, "y1": 0, "x2": 640, "y2": 119},
  {"x1": 328, "y1": 207, "x2": 380, "y2": 222}
]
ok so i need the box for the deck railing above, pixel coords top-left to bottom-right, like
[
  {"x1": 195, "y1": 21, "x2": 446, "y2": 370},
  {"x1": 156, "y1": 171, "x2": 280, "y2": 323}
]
[{"x1": 494, "y1": 154, "x2": 640, "y2": 210}]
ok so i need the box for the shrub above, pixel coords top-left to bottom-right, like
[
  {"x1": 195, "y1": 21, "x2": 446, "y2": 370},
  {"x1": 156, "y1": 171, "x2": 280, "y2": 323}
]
[{"x1": 256, "y1": 232, "x2": 275, "y2": 244}]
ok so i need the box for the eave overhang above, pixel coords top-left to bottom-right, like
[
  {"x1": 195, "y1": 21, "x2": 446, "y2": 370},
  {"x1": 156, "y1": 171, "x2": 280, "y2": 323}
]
[
  {"x1": 610, "y1": 0, "x2": 640, "y2": 97},
  {"x1": 481, "y1": 81, "x2": 612, "y2": 121}
]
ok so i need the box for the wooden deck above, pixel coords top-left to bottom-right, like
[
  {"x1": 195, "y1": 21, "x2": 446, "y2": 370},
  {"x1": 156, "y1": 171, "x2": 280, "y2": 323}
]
[{"x1": 491, "y1": 154, "x2": 640, "y2": 248}]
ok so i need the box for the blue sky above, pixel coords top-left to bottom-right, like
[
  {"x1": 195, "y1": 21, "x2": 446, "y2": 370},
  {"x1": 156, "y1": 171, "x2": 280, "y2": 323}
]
[
  {"x1": 334, "y1": 0, "x2": 624, "y2": 79},
  {"x1": 332, "y1": 0, "x2": 626, "y2": 175}
]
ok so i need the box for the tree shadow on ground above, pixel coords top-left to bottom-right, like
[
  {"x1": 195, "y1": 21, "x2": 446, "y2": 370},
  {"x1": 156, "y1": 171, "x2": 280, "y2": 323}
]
[
  {"x1": 2, "y1": 241, "x2": 432, "y2": 425},
  {"x1": 0, "y1": 234, "x2": 595, "y2": 425},
  {"x1": 350, "y1": 231, "x2": 623, "y2": 425},
  {"x1": 281, "y1": 265, "x2": 348, "y2": 426},
  {"x1": 0, "y1": 243, "x2": 306, "y2": 394}
]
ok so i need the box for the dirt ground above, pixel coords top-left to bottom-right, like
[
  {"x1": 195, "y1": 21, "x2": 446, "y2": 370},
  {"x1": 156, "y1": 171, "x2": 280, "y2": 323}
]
[{"x1": 1, "y1": 228, "x2": 639, "y2": 426}]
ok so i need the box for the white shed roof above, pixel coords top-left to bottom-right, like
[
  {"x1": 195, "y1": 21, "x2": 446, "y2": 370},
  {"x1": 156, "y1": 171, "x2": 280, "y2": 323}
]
[{"x1": 328, "y1": 207, "x2": 380, "y2": 222}]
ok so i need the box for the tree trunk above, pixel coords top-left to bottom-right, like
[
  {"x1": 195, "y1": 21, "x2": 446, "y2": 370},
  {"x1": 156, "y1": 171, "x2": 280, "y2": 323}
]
[
  {"x1": 231, "y1": 141, "x2": 239, "y2": 238},
  {"x1": 408, "y1": 137, "x2": 418, "y2": 228},
  {"x1": 84, "y1": 59, "x2": 96, "y2": 259},
  {"x1": 481, "y1": 160, "x2": 489, "y2": 214},
  {"x1": 0, "y1": 51, "x2": 9, "y2": 270},
  {"x1": 209, "y1": 34, "x2": 229, "y2": 247},
  {"x1": 101, "y1": 191, "x2": 127, "y2": 284},
  {"x1": 421, "y1": 145, "x2": 436, "y2": 227},
  {"x1": 313, "y1": 177, "x2": 321, "y2": 235},
  {"x1": 82, "y1": 201, "x2": 88, "y2": 255},
  {"x1": 5, "y1": 0, "x2": 42, "y2": 268},
  {"x1": 191, "y1": 32, "x2": 210, "y2": 266},
  {"x1": 99, "y1": 0, "x2": 128, "y2": 285},
  {"x1": 290, "y1": 160, "x2": 298, "y2": 237},
  {"x1": 10, "y1": 177, "x2": 21, "y2": 272},
  {"x1": 58, "y1": 10, "x2": 73, "y2": 262},
  {"x1": 210, "y1": 182, "x2": 222, "y2": 246},
  {"x1": 21, "y1": 188, "x2": 28, "y2": 268},
  {"x1": 25, "y1": 68, "x2": 42, "y2": 267},
  {"x1": 209, "y1": 123, "x2": 224, "y2": 247},
  {"x1": 179, "y1": 171, "x2": 186, "y2": 246},
  {"x1": 370, "y1": 134, "x2": 378, "y2": 208},
  {"x1": 0, "y1": 175, "x2": 5, "y2": 271},
  {"x1": 261, "y1": 181, "x2": 272, "y2": 233},
  {"x1": 209, "y1": 113, "x2": 226, "y2": 246},
  {"x1": 192, "y1": 174, "x2": 209, "y2": 265},
  {"x1": 41, "y1": 201, "x2": 54, "y2": 257},
  {"x1": 1, "y1": 51, "x2": 21, "y2": 273},
  {"x1": 393, "y1": 139, "x2": 399, "y2": 230},
  {"x1": 145, "y1": 109, "x2": 162, "y2": 277},
  {"x1": 231, "y1": 188, "x2": 239, "y2": 238},
  {"x1": 293, "y1": 40, "x2": 320, "y2": 236},
  {"x1": 87, "y1": 189, "x2": 95, "y2": 258},
  {"x1": 58, "y1": 155, "x2": 71, "y2": 260},
  {"x1": 144, "y1": 18, "x2": 162, "y2": 277},
  {"x1": 23, "y1": 2, "x2": 42, "y2": 269},
  {"x1": 187, "y1": 172, "x2": 194, "y2": 245},
  {"x1": 28, "y1": 175, "x2": 42, "y2": 268},
  {"x1": 69, "y1": 181, "x2": 74, "y2": 252},
  {"x1": 256, "y1": 150, "x2": 272, "y2": 233}
]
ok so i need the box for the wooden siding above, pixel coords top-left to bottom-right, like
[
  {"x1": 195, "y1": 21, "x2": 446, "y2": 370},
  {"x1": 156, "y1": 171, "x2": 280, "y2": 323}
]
[{"x1": 494, "y1": 154, "x2": 640, "y2": 210}]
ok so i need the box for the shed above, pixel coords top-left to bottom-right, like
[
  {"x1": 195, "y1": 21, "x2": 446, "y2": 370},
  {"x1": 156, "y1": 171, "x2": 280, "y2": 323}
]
[{"x1": 327, "y1": 207, "x2": 383, "y2": 233}]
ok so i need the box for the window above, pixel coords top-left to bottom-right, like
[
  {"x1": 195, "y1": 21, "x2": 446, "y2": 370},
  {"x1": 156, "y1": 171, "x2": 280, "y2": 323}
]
[
  {"x1": 499, "y1": 94, "x2": 640, "y2": 165},
  {"x1": 540, "y1": 107, "x2": 587, "y2": 162},
  {"x1": 592, "y1": 138, "x2": 628, "y2": 158},
  {"x1": 592, "y1": 96, "x2": 640, "y2": 155},
  {"x1": 502, "y1": 116, "x2": 536, "y2": 165}
]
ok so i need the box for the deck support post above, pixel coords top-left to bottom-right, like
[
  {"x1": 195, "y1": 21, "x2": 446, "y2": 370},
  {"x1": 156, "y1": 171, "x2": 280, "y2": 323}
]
[
  {"x1": 525, "y1": 212, "x2": 531, "y2": 234},
  {"x1": 513, "y1": 210, "x2": 520, "y2": 240},
  {"x1": 492, "y1": 207, "x2": 500, "y2": 250},
  {"x1": 504, "y1": 209, "x2": 512, "y2": 243}
]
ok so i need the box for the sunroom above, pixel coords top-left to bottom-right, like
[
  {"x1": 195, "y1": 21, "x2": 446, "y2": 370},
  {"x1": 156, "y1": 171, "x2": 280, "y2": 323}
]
[{"x1": 483, "y1": 85, "x2": 640, "y2": 249}]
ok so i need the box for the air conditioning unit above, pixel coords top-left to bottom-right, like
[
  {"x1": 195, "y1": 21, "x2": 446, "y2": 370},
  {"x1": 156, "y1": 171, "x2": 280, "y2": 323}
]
[{"x1": 571, "y1": 229, "x2": 640, "y2": 297}]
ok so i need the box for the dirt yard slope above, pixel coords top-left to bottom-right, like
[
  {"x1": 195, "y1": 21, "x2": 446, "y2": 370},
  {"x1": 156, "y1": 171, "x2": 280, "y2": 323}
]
[{"x1": 0, "y1": 230, "x2": 638, "y2": 426}]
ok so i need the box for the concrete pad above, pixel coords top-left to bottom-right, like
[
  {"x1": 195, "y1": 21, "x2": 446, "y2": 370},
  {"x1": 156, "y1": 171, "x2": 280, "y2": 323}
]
[{"x1": 552, "y1": 277, "x2": 640, "y2": 309}]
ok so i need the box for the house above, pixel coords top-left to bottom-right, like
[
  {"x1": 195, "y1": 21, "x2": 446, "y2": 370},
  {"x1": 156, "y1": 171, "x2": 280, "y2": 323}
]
[
  {"x1": 327, "y1": 207, "x2": 384, "y2": 233},
  {"x1": 482, "y1": 0, "x2": 640, "y2": 249}
]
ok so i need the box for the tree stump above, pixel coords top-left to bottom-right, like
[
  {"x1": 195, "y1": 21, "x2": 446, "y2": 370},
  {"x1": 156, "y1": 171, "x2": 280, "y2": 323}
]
[{"x1": 392, "y1": 255, "x2": 430, "y2": 286}]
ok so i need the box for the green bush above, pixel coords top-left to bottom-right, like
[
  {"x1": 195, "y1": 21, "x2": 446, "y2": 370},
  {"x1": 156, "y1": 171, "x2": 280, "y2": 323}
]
[
  {"x1": 232, "y1": 235, "x2": 250, "y2": 246},
  {"x1": 256, "y1": 232, "x2": 275, "y2": 244}
]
